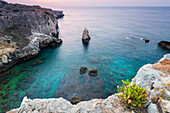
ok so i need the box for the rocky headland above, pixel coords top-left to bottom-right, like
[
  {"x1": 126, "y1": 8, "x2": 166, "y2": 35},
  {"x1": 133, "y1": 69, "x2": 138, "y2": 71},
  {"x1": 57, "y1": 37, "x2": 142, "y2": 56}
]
[
  {"x1": 8, "y1": 54, "x2": 170, "y2": 113},
  {"x1": 0, "y1": 1, "x2": 64, "y2": 74}
]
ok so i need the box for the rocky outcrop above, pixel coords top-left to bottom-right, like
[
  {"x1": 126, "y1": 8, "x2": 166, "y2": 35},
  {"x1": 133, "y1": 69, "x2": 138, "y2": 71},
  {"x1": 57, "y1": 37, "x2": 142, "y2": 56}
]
[
  {"x1": 131, "y1": 54, "x2": 170, "y2": 113},
  {"x1": 79, "y1": 67, "x2": 88, "y2": 74},
  {"x1": 143, "y1": 38, "x2": 150, "y2": 43},
  {"x1": 89, "y1": 68, "x2": 98, "y2": 76},
  {"x1": 82, "y1": 27, "x2": 91, "y2": 44},
  {"x1": 0, "y1": 1, "x2": 64, "y2": 73},
  {"x1": 8, "y1": 54, "x2": 170, "y2": 113},
  {"x1": 158, "y1": 41, "x2": 170, "y2": 50}
]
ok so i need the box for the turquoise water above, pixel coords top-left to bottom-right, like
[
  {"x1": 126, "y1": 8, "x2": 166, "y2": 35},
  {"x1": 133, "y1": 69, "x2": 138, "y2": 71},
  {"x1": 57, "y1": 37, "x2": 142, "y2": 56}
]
[{"x1": 0, "y1": 7, "x2": 170, "y2": 112}]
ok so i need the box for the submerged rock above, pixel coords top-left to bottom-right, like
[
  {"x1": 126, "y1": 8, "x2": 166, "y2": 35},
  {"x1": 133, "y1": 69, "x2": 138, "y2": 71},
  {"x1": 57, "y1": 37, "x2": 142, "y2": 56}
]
[
  {"x1": 89, "y1": 68, "x2": 98, "y2": 76},
  {"x1": 71, "y1": 96, "x2": 81, "y2": 104},
  {"x1": 88, "y1": 57, "x2": 98, "y2": 63},
  {"x1": 158, "y1": 41, "x2": 170, "y2": 50},
  {"x1": 26, "y1": 89, "x2": 35, "y2": 96},
  {"x1": 26, "y1": 77, "x2": 36, "y2": 83},
  {"x1": 82, "y1": 27, "x2": 91, "y2": 44},
  {"x1": 19, "y1": 84, "x2": 31, "y2": 90},
  {"x1": 32, "y1": 60, "x2": 43, "y2": 66},
  {"x1": 79, "y1": 67, "x2": 88, "y2": 74}
]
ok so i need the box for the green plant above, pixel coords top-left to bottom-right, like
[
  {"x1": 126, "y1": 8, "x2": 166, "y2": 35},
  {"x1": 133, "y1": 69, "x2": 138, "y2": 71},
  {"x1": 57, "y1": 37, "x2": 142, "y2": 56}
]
[
  {"x1": 118, "y1": 83, "x2": 149, "y2": 112},
  {"x1": 117, "y1": 79, "x2": 131, "y2": 93}
]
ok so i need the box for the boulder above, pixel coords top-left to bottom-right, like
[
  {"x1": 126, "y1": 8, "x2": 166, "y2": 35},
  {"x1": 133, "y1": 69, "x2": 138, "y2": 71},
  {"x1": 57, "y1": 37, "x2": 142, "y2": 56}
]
[
  {"x1": 82, "y1": 27, "x2": 91, "y2": 44},
  {"x1": 143, "y1": 38, "x2": 150, "y2": 43},
  {"x1": 71, "y1": 96, "x2": 81, "y2": 104},
  {"x1": 79, "y1": 67, "x2": 88, "y2": 74},
  {"x1": 89, "y1": 68, "x2": 98, "y2": 76},
  {"x1": 158, "y1": 41, "x2": 170, "y2": 50}
]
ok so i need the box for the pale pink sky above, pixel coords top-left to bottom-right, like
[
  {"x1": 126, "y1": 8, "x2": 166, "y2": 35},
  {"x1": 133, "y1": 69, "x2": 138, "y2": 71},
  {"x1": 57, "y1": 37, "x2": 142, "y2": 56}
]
[{"x1": 5, "y1": 0, "x2": 170, "y2": 7}]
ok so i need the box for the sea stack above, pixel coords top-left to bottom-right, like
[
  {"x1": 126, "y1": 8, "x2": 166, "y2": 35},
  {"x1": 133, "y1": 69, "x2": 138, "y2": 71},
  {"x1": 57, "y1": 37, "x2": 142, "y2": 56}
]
[{"x1": 82, "y1": 27, "x2": 91, "y2": 44}]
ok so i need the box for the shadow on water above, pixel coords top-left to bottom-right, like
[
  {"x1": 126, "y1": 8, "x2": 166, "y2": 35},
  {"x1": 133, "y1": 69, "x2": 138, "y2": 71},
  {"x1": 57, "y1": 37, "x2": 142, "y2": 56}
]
[{"x1": 82, "y1": 41, "x2": 90, "y2": 52}]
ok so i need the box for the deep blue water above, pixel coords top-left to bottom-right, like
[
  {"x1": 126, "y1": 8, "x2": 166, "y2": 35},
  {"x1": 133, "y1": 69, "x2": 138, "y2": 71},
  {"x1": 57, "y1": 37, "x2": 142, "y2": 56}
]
[{"x1": 0, "y1": 7, "x2": 170, "y2": 112}]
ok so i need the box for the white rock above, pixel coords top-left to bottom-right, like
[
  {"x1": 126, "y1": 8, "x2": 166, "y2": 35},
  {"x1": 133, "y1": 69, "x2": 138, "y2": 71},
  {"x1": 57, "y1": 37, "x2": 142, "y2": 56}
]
[
  {"x1": 2, "y1": 54, "x2": 8, "y2": 64},
  {"x1": 162, "y1": 100, "x2": 170, "y2": 112},
  {"x1": 147, "y1": 103, "x2": 159, "y2": 113}
]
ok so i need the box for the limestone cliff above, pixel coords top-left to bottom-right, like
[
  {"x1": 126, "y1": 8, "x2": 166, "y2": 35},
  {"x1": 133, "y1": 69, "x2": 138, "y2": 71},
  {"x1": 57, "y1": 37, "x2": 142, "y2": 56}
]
[
  {"x1": 0, "y1": 1, "x2": 64, "y2": 73},
  {"x1": 8, "y1": 54, "x2": 170, "y2": 113}
]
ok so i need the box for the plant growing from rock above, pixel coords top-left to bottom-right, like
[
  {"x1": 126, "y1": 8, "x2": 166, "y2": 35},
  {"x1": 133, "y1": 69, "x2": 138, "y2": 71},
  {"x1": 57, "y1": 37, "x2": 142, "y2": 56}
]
[
  {"x1": 117, "y1": 79, "x2": 131, "y2": 93},
  {"x1": 118, "y1": 80, "x2": 149, "y2": 113}
]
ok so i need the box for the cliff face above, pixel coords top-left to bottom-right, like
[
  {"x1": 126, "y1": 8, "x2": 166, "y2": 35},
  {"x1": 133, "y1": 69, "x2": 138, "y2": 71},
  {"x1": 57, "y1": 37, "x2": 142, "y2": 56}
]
[
  {"x1": 8, "y1": 54, "x2": 170, "y2": 113},
  {"x1": 0, "y1": 1, "x2": 64, "y2": 73}
]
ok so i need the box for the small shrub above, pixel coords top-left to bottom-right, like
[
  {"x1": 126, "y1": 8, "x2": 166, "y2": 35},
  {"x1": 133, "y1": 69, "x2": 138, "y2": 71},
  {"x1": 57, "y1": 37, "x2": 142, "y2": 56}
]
[
  {"x1": 117, "y1": 79, "x2": 131, "y2": 93},
  {"x1": 118, "y1": 81, "x2": 149, "y2": 112}
]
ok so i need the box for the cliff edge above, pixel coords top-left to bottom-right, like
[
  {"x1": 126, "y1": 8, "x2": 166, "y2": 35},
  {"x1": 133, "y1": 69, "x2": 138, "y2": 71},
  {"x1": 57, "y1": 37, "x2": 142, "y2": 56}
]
[
  {"x1": 8, "y1": 54, "x2": 170, "y2": 113},
  {"x1": 0, "y1": 1, "x2": 64, "y2": 73}
]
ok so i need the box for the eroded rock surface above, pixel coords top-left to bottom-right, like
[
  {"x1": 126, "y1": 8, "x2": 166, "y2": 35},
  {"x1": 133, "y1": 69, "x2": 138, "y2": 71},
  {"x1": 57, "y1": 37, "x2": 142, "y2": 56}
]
[
  {"x1": 0, "y1": 1, "x2": 64, "y2": 73},
  {"x1": 158, "y1": 41, "x2": 170, "y2": 50},
  {"x1": 82, "y1": 27, "x2": 91, "y2": 44}
]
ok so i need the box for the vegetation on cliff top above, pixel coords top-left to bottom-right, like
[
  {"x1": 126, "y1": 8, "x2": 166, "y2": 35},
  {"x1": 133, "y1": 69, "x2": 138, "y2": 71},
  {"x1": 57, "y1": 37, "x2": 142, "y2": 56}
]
[{"x1": 118, "y1": 79, "x2": 149, "y2": 113}]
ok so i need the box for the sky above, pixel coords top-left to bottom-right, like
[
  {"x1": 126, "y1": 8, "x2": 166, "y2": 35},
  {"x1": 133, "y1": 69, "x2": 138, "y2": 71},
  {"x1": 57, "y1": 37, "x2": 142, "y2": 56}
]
[{"x1": 5, "y1": 0, "x2": 170, "y2": 7}]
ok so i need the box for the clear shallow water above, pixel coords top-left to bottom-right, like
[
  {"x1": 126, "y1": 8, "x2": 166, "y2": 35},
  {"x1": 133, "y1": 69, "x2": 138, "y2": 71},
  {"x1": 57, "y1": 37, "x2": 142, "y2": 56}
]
[{"x1": 0, "y1": 7, "x2": 170, "y2": 112}]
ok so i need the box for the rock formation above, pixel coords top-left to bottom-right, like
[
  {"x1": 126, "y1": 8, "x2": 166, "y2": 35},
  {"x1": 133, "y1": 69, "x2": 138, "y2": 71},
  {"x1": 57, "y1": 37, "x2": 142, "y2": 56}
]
[
  {"x1": 8, "y1": 54, "x2": 170, "y2": 113},
  {"x1": 82, "y1": 27, "x2": 91, "y2": 44},
  {"x1": 0, "y1": 1, "x2": 64, "y2": 73},
  {"x1": 89, "y1": 68, "x2": 98, "y2": 76},
  {"x1": 79, "y1": 67, "x2": 88, "y2": 74},
  {"x1": 158, "y1": 41, "x2": 170, "y2": 50},
  {"x1": 143, "y1": 38, "x2": 150, "y2": 43}
]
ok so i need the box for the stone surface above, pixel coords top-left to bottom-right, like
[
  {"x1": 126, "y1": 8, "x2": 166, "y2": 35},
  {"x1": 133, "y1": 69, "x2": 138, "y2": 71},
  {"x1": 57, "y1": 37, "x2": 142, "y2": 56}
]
[
  {"x1": 79, "y1": 67, "x2": 88, "y2": 74},
  {"x1": 1, "y1": 54, "x2": 8, "y2": 64},
  {"x1": 89, "y1": 68, "x2": 98, "y2": 76},
  {"x1": 0, "y1": 1, "x2": 64, "y2": 73},
  {"x1": 147, "y1": 103, "x2": 159, "y2": 113},
  {"x1": 143, "y1": 38, "x2": 150, "y2": 43},
  {"x1": 158, "y1": 41, "x2": 170, "y2": 50},
  {"x1": 82, "y1": 27, "x2": 91, "y2": 44},
  {"x1": 162, "y1": 100, "x2": 170, "y2": 112},
  {"x1": 131, "y1": 54, "x2": 170, "y2": 99},
  {"x1": 8, "y1": 95, "x2": 131, "y2": 113},
  {"x1": 71, "y1": 96, "x2": 81, "y2": 104}
]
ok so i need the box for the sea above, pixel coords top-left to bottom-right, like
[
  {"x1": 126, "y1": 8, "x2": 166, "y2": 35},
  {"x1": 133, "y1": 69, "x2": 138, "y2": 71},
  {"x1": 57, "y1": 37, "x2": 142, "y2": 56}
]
[{"x1": 0, "y1": 7, "x2": 170, "y2": 112}]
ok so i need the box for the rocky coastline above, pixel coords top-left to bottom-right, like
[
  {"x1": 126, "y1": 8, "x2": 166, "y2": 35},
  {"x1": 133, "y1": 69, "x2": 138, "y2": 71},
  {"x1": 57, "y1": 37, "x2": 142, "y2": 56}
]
[
  {"x1": 0, "y1": 1, "x2": 64, "y2": 74},
  {"x1": 8, "y1": 54, "x2": 170, "y2": 113}
]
